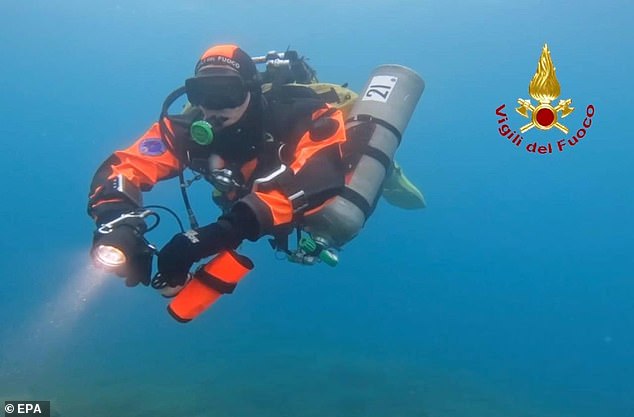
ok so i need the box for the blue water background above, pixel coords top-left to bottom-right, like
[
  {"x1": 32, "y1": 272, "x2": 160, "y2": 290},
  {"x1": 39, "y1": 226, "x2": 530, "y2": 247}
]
[{"x1": 1, "y1": 1, "x2": 632, "y2": 416}]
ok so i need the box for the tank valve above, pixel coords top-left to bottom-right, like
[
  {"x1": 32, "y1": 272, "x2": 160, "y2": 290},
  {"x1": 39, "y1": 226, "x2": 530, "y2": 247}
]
[{"x1": 289, "y1": 235, "x2": 339, "y2": 267}]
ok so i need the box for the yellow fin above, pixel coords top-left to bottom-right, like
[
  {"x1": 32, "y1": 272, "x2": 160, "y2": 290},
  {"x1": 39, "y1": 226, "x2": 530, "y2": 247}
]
[{"x1": 382, "y1": 162, "x2": 426, "y2": 209}]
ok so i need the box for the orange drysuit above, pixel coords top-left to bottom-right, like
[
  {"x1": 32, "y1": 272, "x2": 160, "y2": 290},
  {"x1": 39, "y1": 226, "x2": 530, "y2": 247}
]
[{"x1": 88, "y1": 86, "x2": 347, "y2": 242}]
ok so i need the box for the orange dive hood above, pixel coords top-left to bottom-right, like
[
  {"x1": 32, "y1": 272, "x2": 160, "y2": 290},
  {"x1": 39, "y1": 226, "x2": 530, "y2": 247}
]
[{"x1": 167, "y1": 250, "x2": 254, "y2": 323}]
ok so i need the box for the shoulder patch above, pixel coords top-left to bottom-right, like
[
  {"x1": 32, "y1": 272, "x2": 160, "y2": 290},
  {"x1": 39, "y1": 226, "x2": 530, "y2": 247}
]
[{"x1": 139, "y1": 138, "x2": 167, "y2": 156}]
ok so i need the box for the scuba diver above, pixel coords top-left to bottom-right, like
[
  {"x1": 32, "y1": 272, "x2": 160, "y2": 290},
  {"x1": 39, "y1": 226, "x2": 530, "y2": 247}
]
[{"x1": 88, "y1": 44, "x2": 425, "y2": 322}]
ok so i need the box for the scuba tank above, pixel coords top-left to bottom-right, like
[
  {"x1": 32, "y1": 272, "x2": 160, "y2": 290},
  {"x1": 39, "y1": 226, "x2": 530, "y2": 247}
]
[{"x1": 301, "y1": 65, "x2": 425, "y2": 253}]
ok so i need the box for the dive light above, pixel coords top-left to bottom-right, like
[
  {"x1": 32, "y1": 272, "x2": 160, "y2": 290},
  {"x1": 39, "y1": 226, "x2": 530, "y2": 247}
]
[
  {"x1": 93, "y1": 209, "x2": 154, "y2": 271},
  {"x1": 94, "y1": 244, "x2": 127, "y2": 268}
]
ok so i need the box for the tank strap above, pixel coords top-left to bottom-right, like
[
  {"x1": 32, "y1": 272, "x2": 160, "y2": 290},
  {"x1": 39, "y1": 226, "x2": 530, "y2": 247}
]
[
  {"x1": 196, "y1": 269, "x2": 237, "y2": 294},
  {"x1": 362, "y1": 146, "x2": 392, "y2": 173},
  {"x1": 343, "y1": 122, "x2": 393, "y2": 172},
  {"x1": 346, "y1": 114, "x2": 402, "y2": 145},
  {"x1": 339, "y1": 187, "x2": 372, "y2": 219}
]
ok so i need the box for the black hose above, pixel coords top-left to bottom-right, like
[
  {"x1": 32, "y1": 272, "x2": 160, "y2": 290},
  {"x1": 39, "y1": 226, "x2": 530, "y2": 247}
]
[
  {"x1": 157, "y1": 86, "x2": 200, "y2": 229},
  {"x1": 144, "y1": 205, "x2": 185, "y2": 233}
]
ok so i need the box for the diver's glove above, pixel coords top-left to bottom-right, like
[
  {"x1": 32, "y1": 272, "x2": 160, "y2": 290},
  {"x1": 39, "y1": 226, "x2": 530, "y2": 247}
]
[
  {"x1": 92, "y1": 217, "x2": 153, "y2": 287},
  {"x1": 156, "y1": 204, "x2": 259, "y2": 287},
  {"x1": 156, "y1": 221, "x2": 240, "y2": 287}
]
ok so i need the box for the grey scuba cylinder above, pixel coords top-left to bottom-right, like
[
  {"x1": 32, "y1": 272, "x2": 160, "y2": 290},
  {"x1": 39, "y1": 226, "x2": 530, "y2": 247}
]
[{"x1": 303, "y1": 65, "x2": 425, "y2": 249}]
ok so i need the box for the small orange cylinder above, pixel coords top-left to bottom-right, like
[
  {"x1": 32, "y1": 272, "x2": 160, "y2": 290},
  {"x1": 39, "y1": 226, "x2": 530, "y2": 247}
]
[{"x1": 167, "y1": 250, "x2": 254, "y2": 323}]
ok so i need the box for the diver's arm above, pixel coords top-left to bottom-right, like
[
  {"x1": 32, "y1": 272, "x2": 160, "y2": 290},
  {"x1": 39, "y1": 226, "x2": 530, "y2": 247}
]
[
  {"x1": 156, "y1": 202, "x2": 258, "y2": 287},
  {"x1": 130, "y1": 131, "x2": 346, "y2": 287},
  {"x1": 87, "y1": 120, "x2": 182, "y2": 224},
  {"x1": 156, "y1": 108, "x2": 347, "y2": 286},
  {"x1": 233, "y1": 107, "x2": 347, "y2": 238}
]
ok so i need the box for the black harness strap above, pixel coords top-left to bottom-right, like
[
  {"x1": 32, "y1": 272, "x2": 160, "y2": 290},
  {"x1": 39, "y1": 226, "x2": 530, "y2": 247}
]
[{"x1": 317, "y1": 87, "x2": 341, "y2": 104}]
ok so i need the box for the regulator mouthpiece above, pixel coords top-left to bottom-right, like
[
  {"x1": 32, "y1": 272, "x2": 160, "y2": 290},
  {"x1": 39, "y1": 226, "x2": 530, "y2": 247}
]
[
  {"x1": 94, "y1": 244, "x2": 127, "y2": 268},
  {"x1": 190, "y1": 120, "x2": 215, "y2": 145}
]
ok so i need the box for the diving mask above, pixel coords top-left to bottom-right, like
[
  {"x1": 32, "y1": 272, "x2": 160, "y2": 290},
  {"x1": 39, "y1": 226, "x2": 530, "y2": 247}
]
[
  {"x1": 185, "y1": 75, "x2": 248, "y2": 109},
  {"x1": 189, "y1": 91, "x2": 252, "y2": 145}
]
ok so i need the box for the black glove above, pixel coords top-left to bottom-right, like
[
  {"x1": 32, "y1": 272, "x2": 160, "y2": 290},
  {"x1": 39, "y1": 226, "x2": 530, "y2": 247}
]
[
  {"x1": 156, "y1": 202, "x2": 260, "y2": 287},
  {"x1": 156, "y1": 220, "x2": 241, "y2": 287},
  {"x1": 92, "y1": 217, "x2": 153, "y2": 287}
]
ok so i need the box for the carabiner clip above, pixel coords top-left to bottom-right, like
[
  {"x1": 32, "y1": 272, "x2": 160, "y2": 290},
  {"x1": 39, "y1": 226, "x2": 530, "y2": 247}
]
[{"x1": 97, "y1": 209, "x2": 153, "y2": 234}]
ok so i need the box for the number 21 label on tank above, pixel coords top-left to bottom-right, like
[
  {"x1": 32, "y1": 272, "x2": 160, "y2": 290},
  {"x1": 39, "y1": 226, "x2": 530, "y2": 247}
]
[{"x1": 362, "y1": 76, "x2": 398, "y2": 103}]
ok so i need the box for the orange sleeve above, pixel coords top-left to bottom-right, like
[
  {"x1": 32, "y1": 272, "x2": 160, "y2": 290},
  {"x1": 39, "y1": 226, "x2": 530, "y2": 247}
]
[
  {"x1": 88, "y1": 118, "x2": 182, "y2": 220},
  {"x1": 109, "y1": 120, "x2": 182, "y2": 189}
]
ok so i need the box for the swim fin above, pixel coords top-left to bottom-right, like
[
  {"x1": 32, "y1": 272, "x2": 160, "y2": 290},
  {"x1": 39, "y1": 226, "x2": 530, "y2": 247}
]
[{"x1": 381, "y1": 161, "x2": 426, "y2": 209}]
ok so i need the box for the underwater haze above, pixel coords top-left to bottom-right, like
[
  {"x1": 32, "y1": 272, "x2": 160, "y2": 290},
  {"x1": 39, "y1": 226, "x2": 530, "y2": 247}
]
[{"x1": 1, "y1": 0, "x2": 633, "y2": 416}]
